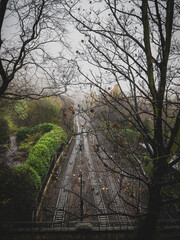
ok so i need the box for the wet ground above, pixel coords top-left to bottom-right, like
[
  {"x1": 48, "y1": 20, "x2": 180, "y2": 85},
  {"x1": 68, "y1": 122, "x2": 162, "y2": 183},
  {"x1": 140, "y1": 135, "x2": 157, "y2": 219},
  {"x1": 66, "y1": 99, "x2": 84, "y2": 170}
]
[
  {"x1": 0, "y1": 136, "x2": 25, "y2": 167},
  {"x1": 38, "y1": 114, "x2": 138, "y2": 226}
]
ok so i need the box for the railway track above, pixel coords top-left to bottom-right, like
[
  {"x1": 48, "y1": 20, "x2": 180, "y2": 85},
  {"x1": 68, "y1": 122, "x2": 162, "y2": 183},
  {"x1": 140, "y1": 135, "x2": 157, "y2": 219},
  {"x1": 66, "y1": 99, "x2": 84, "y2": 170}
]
[
  {"x1": 53, "y1": 115, "x2": 81, "y2": 228},
  {"x1": 105, "y1": 170, "x2": 131, "y2": 225},
  {"x1": 53, "y1": 113, "x2": 133, "y2": 228},
  {"x1": 83, "y1": 129, "x2": 110, "y2": 227},
  {"x1": 91, "y1": 134, "x2": 132, "y2": 226},
  {"x1": 80, "y1": 114, "x2": 131, "y2": 227}
]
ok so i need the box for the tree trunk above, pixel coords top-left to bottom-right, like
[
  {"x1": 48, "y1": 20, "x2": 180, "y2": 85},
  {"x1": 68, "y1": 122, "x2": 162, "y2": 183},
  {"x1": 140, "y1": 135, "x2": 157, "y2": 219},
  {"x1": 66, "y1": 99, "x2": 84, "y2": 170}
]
[{"x1": 137, "y1": 184, "x2": 161, "y2": 240}]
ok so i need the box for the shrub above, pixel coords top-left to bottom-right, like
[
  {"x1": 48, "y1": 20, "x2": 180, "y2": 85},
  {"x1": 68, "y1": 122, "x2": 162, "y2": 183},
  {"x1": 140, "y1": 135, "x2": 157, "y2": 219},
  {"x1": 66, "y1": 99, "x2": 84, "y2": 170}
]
[
  {"x1": 16, "y1": 123, "x2": 54, "y2": 142},
  {"x1": 38, "y1": 133, "x2": 59, "y2": 156},
  {"x1": 18, "y1": 131, "x2": 43, "y2": 152},
  {"x1": 0, "y1": 166, "x2": 16, "y2": 203},
  {"x1": 24, "y1": 124, "x2": 67, "y2": 181},
  {"x1": 13, "y1": 164, "x2": 41, "y2": 220},
  {"x1": 23, "y1": 98, "x2": 62, "y2": 127},
  {"x1": 15, "y1": 164, "x2": 41, "y2": 194},
  {"x1": 33, "y1": 123, "x2": 54, "y2": 134},
  {"x1": 52, "y1": 125, "x2": 67, "y2": 145},
  {"x1": 1, "y1": 123, "x2": 67, "y2": 221},
  {"x1": 28, "y1": 143, "x2": 51, "y2": 160},
  {"x1": 0, "y1": 118, "x2": 10, "y2": 145},
  {"x1": 0, "y1": 166, "x2": 16, "y2": 221},
  {"x1": 11, "y1": 97, "x2": 62, "y2": 128},
  {"x1": 0, "y1": 164, "x2": 41, "y2": 221},
  {"x1": 12, "y1": 100, "x2": 28, "y2": 128},
  {"x1": 16, "y1": 127, "x2": 33, "y2": 142},
  {"x1": 26, "y1": 144, "x2": 50, "y2": 180}
]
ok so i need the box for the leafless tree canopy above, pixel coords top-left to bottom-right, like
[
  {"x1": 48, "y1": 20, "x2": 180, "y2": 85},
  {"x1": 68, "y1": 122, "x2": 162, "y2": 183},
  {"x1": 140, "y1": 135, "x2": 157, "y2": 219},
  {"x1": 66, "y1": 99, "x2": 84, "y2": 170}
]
[
  {"x1": 64, "y1": 1, "x2": 180, "y2": 239},
  {"x1": 0, "y1": 0, "x2": 180, "y2": 239},
  {"x1": 0, "y1": 0, "x2": 76, "y2": 99}
]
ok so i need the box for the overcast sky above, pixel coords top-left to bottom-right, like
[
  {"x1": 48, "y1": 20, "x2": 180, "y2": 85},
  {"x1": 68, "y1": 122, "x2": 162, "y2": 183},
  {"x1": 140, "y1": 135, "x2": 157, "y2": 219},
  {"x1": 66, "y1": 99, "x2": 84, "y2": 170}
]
[{"x1": 2, "y1": 1, "x2": 180, "y2": 101}]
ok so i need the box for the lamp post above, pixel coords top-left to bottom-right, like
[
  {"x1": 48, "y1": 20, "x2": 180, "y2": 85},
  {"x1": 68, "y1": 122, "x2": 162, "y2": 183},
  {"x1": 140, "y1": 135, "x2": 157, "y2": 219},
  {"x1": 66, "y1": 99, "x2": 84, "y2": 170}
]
[{"x1": 79, "y1": 171, "x2": 84, "y2": 221}]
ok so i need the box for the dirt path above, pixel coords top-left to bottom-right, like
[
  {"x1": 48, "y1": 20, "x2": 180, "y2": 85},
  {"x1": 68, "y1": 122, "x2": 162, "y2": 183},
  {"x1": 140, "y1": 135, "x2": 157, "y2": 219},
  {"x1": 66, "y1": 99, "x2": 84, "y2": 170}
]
[{"x1": 0, "y1": 136, "x2": 20, "y2": 167}]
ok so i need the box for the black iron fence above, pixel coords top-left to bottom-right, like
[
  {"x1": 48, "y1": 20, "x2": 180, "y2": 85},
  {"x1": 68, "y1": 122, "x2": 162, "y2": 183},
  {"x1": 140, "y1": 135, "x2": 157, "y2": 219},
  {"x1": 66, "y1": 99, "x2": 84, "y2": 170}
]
[{"x1": 1, "y1": 220, "x2": 180, "y2": 233}]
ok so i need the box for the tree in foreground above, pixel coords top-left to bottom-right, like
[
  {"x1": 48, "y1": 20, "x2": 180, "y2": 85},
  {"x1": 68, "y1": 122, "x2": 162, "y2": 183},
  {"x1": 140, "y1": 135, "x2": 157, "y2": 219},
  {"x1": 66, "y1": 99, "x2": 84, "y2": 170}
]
[
  {"x1": 0, "y1": 0, "x2": 76, "y2": 100},
  {"x1": 66, "y1": 0, "x2": 180, "y2": 239}
]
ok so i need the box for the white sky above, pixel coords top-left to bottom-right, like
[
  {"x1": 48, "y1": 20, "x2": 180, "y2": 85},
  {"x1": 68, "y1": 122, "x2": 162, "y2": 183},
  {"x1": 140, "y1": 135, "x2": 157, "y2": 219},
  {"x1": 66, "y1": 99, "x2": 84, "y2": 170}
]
[{"x1": 1, "y1": 1, "x2": 180, "y2": 101}]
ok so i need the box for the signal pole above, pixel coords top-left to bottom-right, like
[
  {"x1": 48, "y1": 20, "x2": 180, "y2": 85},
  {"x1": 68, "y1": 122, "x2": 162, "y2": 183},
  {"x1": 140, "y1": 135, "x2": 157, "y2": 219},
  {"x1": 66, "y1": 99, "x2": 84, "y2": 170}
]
[{"x1": 80, "y1": 171, "x2": 84, "y2": 221}]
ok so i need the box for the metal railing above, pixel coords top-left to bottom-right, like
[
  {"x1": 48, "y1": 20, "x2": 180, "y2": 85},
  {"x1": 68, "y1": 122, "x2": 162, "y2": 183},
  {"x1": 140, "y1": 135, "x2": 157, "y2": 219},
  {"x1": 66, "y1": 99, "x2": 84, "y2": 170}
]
[
  {"x1": 0, "y1": 221, "x2": 134, "y2": 232},
  {"x1": 1, "y1": 219, "x2": 180, "y2": 233}
]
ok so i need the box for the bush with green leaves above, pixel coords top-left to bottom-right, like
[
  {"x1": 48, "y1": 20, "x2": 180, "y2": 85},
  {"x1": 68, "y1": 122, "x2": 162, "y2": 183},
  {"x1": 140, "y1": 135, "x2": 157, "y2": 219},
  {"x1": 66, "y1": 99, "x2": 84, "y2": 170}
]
[
  {"x1": 18, "y1": 131, "x2": 44, "y2": 152},
  {"x1": 16, "y1": 127, "x2": 33, "y2": 142},
  {"x1": 16, "y1": 123, "x2": 54, "y2": 142},
  {"x1": 0, "y1": 118, "x2": 10, "y2": 145},
  {"x1": 33, "y1": 123, "x2": 54, "y2": 134},
  {"x1": 52, "y1": 125, "x2": 68, "y2": 145},
  {"x1": 24, "y1": 123, "x2": 67, "y2": 181},
  {"x1": 24, "y1": 98, "x2": 62, "y2": 127},
  {"x1": 38, "y1": 134, "x2": 59, "y2": 156},
  {"x1": 0, "y1": 118, "x2": 67, "y2": 221},
  {"x1": 0, "y1": 123, "x2": 67, "y2": 221},
  {"x1": 14, "y1": 164, "x2": 41, "y2": 201},
  {"x1": 14, "y1": 164, "x2": 41, "y2": 220},
  {"x1": 26, "y1": 144, "x2": 51, "y2": 180},
  {"x1": 0, "y1": 164, "x2": 41, "y2": 221},
  {"x1": 10, "y1": 97, "x2": 62, "y2": 128}
]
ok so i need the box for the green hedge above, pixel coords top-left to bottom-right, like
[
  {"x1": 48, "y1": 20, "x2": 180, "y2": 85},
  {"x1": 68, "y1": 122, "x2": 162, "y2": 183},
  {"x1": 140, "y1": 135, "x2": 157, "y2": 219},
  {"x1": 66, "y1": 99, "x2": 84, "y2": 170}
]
[
  {"x1": 51, "y1": 125, "x2": 67, "y2": 145},
  {"x1": 0, "y1": 123, "x2": 67, "y2": 221},
  {"x1": 14, "y1": 164, "x2": 41, "y2": 220},
  {"x1": 38, "y1": 133, "x2": 59, "y2": 155},
  {"x1": 26, "y1": 144, "x2": 51, "y2": 180},
  {"x1": 25, "y1": 124, "x2": 67, "y2": 181},
  {"x1": 16, "y1": 123, "x2": 54, "y2": 142},
  {"x1": 0, "y1": 165, "x2": 41, "y2": 221}
]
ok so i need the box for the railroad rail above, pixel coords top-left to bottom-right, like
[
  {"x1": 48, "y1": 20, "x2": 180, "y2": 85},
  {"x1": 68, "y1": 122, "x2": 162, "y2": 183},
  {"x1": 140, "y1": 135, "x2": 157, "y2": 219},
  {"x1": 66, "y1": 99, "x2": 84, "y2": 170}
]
[
  {"x1": 83, "y1": 129, "x2": 110, "y2": 227},
  {"x1": 91, "y1": 134, "x2": 132, "y2": 226},
  {"x1": 53, "y1": 115, "x2": 81, "y2": 228},
  {"x1": 53, "y1": 113, "x2": 133, "y2": 228},
  {"x1": 105, "y1": 170, "x2": 131, "y2": 225}
]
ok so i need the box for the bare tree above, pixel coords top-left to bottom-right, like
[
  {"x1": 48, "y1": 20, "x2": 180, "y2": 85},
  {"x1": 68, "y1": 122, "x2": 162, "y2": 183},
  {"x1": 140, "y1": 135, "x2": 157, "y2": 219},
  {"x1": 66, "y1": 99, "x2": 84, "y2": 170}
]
[
  {"x1": 65, "y1": 0, "x2": 180, "y2": 239},
  {"x1": 0, "y1": 0, "x2": 76, "y2": 99}
]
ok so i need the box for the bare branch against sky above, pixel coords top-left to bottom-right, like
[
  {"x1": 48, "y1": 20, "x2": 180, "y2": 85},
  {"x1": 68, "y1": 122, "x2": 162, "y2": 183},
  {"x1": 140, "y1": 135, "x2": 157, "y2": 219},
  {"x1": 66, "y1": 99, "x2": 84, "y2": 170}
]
[
  {"x1": 0, "y1": 0, "x2": 80, "y2": 100},
  {"x1": 63, "y1": 1, "x2": 180, "y2": 239}
]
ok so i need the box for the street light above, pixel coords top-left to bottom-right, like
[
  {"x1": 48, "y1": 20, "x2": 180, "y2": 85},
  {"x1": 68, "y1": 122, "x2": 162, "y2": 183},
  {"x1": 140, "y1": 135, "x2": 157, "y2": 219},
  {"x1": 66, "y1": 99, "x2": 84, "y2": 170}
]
[{"x1": 79, "y1": 171, "x2": 84, "y2": 221}]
